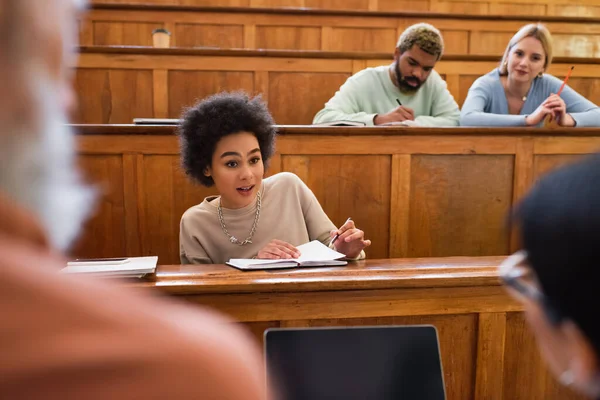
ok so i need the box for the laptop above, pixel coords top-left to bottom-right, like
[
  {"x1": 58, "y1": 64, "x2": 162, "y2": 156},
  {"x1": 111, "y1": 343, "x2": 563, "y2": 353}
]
[{"x1": 264, "y1": 325, "x2": 446, "y2": 400}]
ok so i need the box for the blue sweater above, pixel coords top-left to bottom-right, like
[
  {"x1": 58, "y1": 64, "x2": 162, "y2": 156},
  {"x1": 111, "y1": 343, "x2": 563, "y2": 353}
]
[{"x1": 460, "y1": 68, "x2": 600, "y2": 127}]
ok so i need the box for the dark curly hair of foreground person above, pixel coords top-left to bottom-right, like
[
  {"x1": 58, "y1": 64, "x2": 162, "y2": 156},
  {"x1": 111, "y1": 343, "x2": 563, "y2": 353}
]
[{"x1": 177, "y1": 91, "x2": 277, "y2": 187}]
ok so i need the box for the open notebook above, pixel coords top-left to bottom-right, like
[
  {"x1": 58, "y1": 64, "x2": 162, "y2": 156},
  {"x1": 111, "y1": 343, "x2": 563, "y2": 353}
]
[{"x1": 226, "y1": 240, "x2": 348, "y2": 270}]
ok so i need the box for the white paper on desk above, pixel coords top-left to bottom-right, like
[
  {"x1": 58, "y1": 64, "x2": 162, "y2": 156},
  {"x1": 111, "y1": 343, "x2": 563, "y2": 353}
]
[
  {"x1": 380, "y1": 120, "x2": 421, "y2": 127},
  {"x1": 61, "y1": 256, "x2": 158, "y2": 276},
  {"x1": 295, "y1": 240, "x2": 345, "y2": 262},
  {"x1": 226, "y1": 240, "x2": 347, "y2": 270}
]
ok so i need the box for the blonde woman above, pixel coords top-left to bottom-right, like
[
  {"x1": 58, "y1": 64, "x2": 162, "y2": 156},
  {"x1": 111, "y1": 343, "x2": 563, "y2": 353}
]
[{"x1": 460, "y1": 24, "x2": 600, "y2": 127}]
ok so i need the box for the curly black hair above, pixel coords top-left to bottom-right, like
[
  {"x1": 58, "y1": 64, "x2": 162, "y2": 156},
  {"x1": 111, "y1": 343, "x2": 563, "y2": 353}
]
[{"x1": 177, "y1": 91, "x2": 277, "y2": 187}]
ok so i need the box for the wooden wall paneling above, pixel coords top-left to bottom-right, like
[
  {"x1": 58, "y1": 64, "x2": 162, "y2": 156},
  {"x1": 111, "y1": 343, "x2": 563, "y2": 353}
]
[
  {"x1": 123, "y1": 154, "x2": 143, "y2": 256},
  {"x1": 379, "y1": 0, "x2": 430, "y2": 11},
  {"x1": 278, "y1": 135, "x2": 516, "y2": 156},
  {"x1": 562, "y1": 77, "x2": 600, "y2": 105},
  {"x1": 173, "y1": 23, "x2": 245, "y2": 48},
  {"x1": 254, "y1": 71, "x2": 270, "y2": 102},
  {"x1": 368, "y1": 0, "x2": 378, "y2": 11},
  {"x1": 327, "y1": 27, "x2": 398, "y2": 52},
  {"x1": 352, "y1": 60, "x2": 368, "y2": 74},
  {"x1": 281, "y1": 154, "x2": 391, "y2": 259},
  {"x1": 510, "y1": 138, "x2": 533, "y2": 252},
  {"x1": 74, "y1": 69, "x2": 154, "y2": 124},
  {"x1": 255, "y1": 26, "x2": 322, "y2": 50},
  {"x1": 440, "y1": 30, "x2": 470, "y2": 55},
  {"x1": 429, "y1": 1, "x2": 490, "y2": 15},
  {"x1": 79, "y1": 19, "x2": 94, "y2": 46},
  {"x1": 474, "y1": 312, "x2": 506, "y2": 400},
  {"x1": 488, "y1": 3, "x2": 546, "y2": 16},
  {"x1": 458, "y1": 75, "x2": 480, "y2": 106},
  {"x1": 307, "y1": 0, "x2": 371, "y2": 9},
  {"x1": 549, "y1": 4, "x2": 600, "y2": 17},
  {"x1": 244, "y1": 24, "x2": 257, "y2": 49},
  {"x1": 153, "y1": 70, "x2": 169, "y2": 119},
  {"x1": 141, "y1": 155, "x2": 217, "y2": 264},
  {"x1": 408, "y1": 155, "x2": 514, "y2": 257},
  {"x1": 444, "y1": 74, "x2": 460, "y2": 102},
  {"x1": 69, "y1": 155, "x2": 127, "y2": 259},
  {"x1": 469, "y1": 31, "x2": 513, "y2": 55},
  {"x1": 167, "y1": 70, "x2": 255, "y2": 118},
  {"x1": 321, "y1": 26, "x2": 334, "y2": 51},
  {"x1": 553, "y1": 34, "x2": 600, "y2": 58},
  {"x1": 189, "y1": 286, "x2": 516, "y2": 322},
  {"x1": 250, "y1": 0, "x2": 304, "y2": 7},
  {"x1": 503, "y1": 312, "x2": 587, "y2": 400},
  {"x1": 93, "y1": 21, "x2": 165, "y2": 46},
  {"x1": 533, "y1": 154, "x2": 585, "y2": 181},
  {"x1": 268, "y1": 72, "x2": 351, "y2": 124},
  {"x1": 274, "y1": 314, "x2": 478, "y2": 400},
  {"x1": 534, "y1": 137, "x2": 600, "y2": 155},
  {"x1": 389, "y1": 155, "x2": 411, "y2": 258}
]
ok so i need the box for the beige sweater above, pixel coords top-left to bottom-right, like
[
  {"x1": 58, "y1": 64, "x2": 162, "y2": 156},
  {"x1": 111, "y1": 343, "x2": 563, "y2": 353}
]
[{"x1": 180, "y1": 172, "x2": 341, "y2": 264}]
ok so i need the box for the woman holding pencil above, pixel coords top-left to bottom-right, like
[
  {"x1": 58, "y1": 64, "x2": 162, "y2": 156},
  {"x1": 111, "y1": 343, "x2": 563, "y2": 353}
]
[
  {"x1": 177, "y1": 91, "x2": 370, "y2": 264},
  {"x1": 460, "y1": 23, "x2": 600, "y2": 127}
]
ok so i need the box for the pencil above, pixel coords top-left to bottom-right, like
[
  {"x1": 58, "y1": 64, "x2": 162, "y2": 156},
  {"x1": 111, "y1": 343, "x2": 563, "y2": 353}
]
[
  {"x1": 396, "y1": 99, "x2": 402, "y2": 106},
  {"x1": 557, "y1": 66, "x2": 574, "y2": 96}
]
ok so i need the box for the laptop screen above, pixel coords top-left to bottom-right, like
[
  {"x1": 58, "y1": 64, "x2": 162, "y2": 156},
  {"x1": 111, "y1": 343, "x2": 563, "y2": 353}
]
[{"x1": 265, "y1": 325, "x2": 446, "y2": 400}]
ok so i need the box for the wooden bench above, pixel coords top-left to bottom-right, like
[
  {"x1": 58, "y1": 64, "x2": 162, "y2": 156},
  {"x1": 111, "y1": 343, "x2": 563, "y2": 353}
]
[
  {"x1": 82, "y1": 3, "x2": 600, "y2": 56},
  {"x1": 74, "y1": 46, "x2": 600, "y2": 125},
  {"x1": 72, "y1": 124, "x2": 600, "y2": 265}
]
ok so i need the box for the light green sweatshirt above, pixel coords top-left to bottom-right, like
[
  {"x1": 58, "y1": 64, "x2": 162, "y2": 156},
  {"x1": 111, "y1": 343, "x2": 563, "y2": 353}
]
[{"x1": 313, "y1": 65, "x2": 460, "y2": 127}]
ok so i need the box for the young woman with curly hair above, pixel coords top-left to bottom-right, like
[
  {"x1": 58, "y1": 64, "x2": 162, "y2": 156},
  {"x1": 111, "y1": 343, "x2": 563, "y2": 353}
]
[{"x1": 178, "y1": 92, "x2": 371, "y2": 264}]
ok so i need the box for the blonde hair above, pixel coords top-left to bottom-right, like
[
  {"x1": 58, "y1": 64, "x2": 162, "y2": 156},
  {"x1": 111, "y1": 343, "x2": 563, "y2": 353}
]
[
  {"x1": 396, "y1": 23, "x2": 444, "y2": 61},
  {"x1": 499, "y1": 23, "x2": 553, "y2": 76}
]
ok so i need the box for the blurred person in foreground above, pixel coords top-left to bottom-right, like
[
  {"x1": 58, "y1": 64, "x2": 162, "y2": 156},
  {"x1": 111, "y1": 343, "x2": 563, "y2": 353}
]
[
  {"x1": 0, "y1": 1, "x2": 266, "y2": 399},
  {"x1": 500, "y1": 154, "x2": 600, "y2": 399}
]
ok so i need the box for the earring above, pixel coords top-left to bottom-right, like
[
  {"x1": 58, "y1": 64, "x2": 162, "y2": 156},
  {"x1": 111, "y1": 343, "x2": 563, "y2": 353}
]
[
  {"x1": 559, "y1": 370, "x2": 574, "y2": 386},
  {"x1": 503, "y1": 61, "x2": 508, "y2": 67},
  {"x1": 538, "y1": 71, "x2": 544, "y2": 78}
]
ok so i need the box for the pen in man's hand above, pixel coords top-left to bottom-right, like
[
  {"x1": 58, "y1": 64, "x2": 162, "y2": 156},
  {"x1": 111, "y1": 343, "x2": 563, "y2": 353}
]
[{"x1": 331, "y1": 217, "x2": 352, "y2": 245}]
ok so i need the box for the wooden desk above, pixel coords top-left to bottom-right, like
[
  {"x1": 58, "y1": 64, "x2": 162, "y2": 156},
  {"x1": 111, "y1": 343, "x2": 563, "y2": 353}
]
[
  {"x1": 74, "y1": 46, "x2": 600, "y2": 125},
  {"x1": 72, "y1": 124, "x2": 600, "y2": 265},
  {"x1": 132, "y1": 257, "x2": 584, "y2": 400}
]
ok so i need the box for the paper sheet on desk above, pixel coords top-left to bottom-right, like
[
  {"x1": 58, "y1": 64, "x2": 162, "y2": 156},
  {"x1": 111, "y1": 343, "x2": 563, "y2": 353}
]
[{"x1": 380, "y1": 120, "x2": 421, "y2": 127}]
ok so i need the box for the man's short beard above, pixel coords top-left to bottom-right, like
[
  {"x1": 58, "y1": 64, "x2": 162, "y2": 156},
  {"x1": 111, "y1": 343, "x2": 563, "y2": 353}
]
[
  {"x1": 394, "y1": 61, "x2": 423, "y2": 94},
  {"x1": 0, "y1": 75, "x2": 96, "y2": 252}
]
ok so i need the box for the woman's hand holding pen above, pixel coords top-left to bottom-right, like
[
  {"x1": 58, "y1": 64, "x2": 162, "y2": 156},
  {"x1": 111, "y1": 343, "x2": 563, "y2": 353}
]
[
  {"x1": 330, "y1": 219, "x2": 371, "y2": 259},
  {"x1": 257, "y1": 239, "x2": 301, "y2": 259}
]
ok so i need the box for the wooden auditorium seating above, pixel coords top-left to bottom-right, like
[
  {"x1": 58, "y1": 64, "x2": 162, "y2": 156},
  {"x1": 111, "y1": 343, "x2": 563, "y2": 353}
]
[
  {"x1": 72, "y1": 124, "x2": 600, "y2": 265},
  {"x1": 73, "y1": 46, "x2": 600, "y2": 125},
  {"x1": 82, "y1": 3, "x2": 600, "y2": 56},
  {"x1": 73, "y1": 5, "x2": 597, "y2": 400}
]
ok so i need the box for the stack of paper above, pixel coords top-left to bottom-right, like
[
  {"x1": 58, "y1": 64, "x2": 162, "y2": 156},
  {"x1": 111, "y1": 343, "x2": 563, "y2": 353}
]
[
  {"x1": 61, "y1": 256, "x2": 158, "y2": 278},
  {"x1": 226, "y1": 240, "x2": 348, "y2": 270}
]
